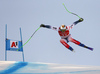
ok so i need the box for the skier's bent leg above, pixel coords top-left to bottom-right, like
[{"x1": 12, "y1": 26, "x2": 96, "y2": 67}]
[
  {"x1": 69, "y1": 38, "x2": 93, "y2": 51},
  {"x1": 60, "y1": 39, "x2": 74, "y2": 52}
]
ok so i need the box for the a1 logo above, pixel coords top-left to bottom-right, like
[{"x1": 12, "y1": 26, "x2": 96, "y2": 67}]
[{"x1": 10, "y1": 41, "x2": 18, "y2": 48}]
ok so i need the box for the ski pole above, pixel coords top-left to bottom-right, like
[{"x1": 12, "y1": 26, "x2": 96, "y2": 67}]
[
  {"x1": 63, "y1": 3, "x2": 81, "y2": 19},
  {"x1": 17, "y1": 27, "x2": 41, "y2": 51}
]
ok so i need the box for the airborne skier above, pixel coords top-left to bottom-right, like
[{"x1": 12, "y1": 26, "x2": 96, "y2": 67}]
[{"x1": 40, "y1": 18, "x2": 93, "y2": 52}]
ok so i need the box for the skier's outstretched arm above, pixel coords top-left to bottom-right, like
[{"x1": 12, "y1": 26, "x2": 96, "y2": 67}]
[
  {"x1": 70, "y1": 18, "x2": 84, "y2": 29},
  {"x1": 40, "y1": 24, "x2": 58, "y2": 31}
]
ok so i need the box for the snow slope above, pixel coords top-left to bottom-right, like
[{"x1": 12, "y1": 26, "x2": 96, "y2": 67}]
[{"x1": 0, "y1": 61, "x2": 100, "y2": 74}]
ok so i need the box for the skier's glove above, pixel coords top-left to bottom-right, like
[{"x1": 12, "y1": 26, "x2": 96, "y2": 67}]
[
  {"x1": 40, "y1": 24, "x2": 46, "y2": 27},
  {"x1": 79, "y1": 18, "x2": 84, "y2": 22}
]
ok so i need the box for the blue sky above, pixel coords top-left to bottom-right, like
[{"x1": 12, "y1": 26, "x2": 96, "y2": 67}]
[{"x1": 0, "y1": 0, "x2": 100, "y2": 66}]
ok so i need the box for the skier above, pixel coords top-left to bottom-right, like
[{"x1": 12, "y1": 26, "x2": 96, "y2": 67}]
[{"x1": 40, "y1": 18, "x2": 93, "y2": 52}]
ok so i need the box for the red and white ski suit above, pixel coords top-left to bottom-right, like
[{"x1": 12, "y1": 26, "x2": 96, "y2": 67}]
[
  {"x1": 50, "y1": 23, "x2": 81, "y2": 51},
  {"x1": 43, "y1": 20, "x2": 93, "y2": 51}
]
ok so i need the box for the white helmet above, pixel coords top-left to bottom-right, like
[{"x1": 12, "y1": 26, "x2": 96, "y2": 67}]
[{"x1": 60, "y1": 24, "x2": 66, "y2": 32}]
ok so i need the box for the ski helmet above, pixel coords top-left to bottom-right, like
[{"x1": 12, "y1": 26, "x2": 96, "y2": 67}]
[{"x1": 60, "y1": 24, "x2": 66, "y2": 32}]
